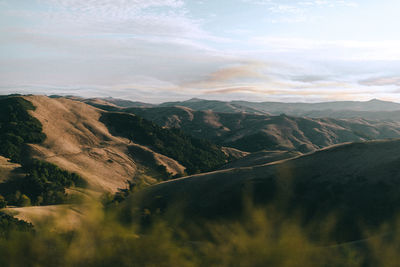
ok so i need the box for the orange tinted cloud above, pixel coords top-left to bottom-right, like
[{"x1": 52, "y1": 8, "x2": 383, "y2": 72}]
[
  {"x1": 207, "y1": 62, "x2": 265, "y2": 82},
  {"x1": 360, "y1": 77, "x2": 400, "y2": 87}
]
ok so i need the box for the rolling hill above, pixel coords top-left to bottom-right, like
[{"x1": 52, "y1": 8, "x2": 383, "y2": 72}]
[
  {"x1": 232, "y1": 98, "x2": 400, "y2": 114},
  {"x1": 219, "y1": 150, "x2": 301, "y2": 169},
  {"x1": 153, "y1": 98, "x2": 400, "y2": 119},
  {"x1": 87, "y1": 97, "x2": 400, "y2": 120},
  {"x1": 0, "y1": 95, "x2": 235, "y2": 225},
  {"x1": 0, "y1": 95, "x2": 232, "y2": 197},
  {"x1": 122, "y1": 106, "x2": 400, "y2": 152},
  {"x1": 24, "y1": 95, "x2": 175, "y2": 192},
  {"x1": 3, "y1": 94, "x2": 400, "y2": 260},
  {"x1": 126, "y1": 139, "x2": 400, "y2": 243}
]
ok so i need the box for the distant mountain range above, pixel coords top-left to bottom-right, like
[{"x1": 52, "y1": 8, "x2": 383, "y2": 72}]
[
  {"x1": 86, "y1": 97, "x2": 400, "y2": 120},
  {"x1": 104, "y1": 106, "x2": 400, "y2": 153}
]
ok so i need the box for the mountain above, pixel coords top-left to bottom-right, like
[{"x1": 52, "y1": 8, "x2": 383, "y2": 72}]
[
  {"x1": 25, "y1": 95, "x2": 179, "y2": 192},
  {"x1": 123, "y1": 106, "x2": 400, "y2": 152},
  {"x1": 0, "y1": 96, "x2": 232, "y2": 198},
  {"x1": 99, "y1": 111, "x2": 229, "y2": 174},
  {"x1": 51, "y1": 96, "x2": 155, "y2": 111},
  {"x1": 94, "y1": 97, "x2": 155, "y2": 108},
  {"x1": 62, "y1": 96, "x2": 400, "y2": 120},
  {"x1": 233, "y1": 98, "x2": 400, "y2": 113},
  {"x1": 282, "y1": 109, "x2": 400, "y2": 121},
  {"x1": 159, "y1": 98, "x2": 268, "y2": 114},
  {"x1": 0, "y1": 95, "x2": 235, "y2": 228},
  {"x1": 155, "y1": 98, "x2": 400, "y2": 120},
  {"x1": 127, "y1": 139, "x2": 400, "y2": 243},
  {"x1": 4, "y1": 94, "x2": 400, "y2": 263}
]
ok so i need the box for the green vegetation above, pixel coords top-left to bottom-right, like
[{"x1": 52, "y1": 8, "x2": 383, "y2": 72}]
[
  {"x1": 0, "y1": 96, "x2": 46, "y2": 163},
  {"x1": 0, "y1": 160, "x2": 87, "y2": 206},
  {"x1": 0, "y1": 96, "x2": 86, "y2": 207},
  {"x1": 102, "y1": 180, "x2": 149, "y2": 207},
  {"x1": 0, "y1": 196, "x2": 6, "y2": 209},
  {"x1": 225, "y1": 132, "x2": 279, "y2": 152},
  {"x1": 101, "y1": 112, "x2": 228, "y2": 174},
  {"x1": 0, "y1": 212, "x2": 34, "y2": 239}
]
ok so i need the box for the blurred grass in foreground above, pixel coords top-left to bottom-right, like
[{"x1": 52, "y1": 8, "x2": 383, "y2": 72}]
[{"x1": 0, "y1": 200, "x2": 399, "y2": 267}]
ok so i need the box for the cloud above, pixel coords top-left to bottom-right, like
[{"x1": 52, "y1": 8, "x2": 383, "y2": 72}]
[
  {"x1": 204, "y1": 86, "x2": 262, "y2": 95},
  {"x1": 243, "y1": 0, "x2": 358, "y2": 23},
  {"x1": 200, "y1": 83, "x2": 385, "y2": 103},
  {"x1": 0, "y1": 0, "x2": 239, "y2": 92},
  {"x1": 246, "y1": 37, "x2": 400, "y2": 61},
  {"x1": 180, "y1": 61, "x2": 271, "y2": 90},
  {"x1": 48, "y1": 0, "x2": 185, "y2": 9},
  {"x1": 2, "y1": 0, "x2": 212, "y2": 42},
  {"x1": 290, "y1": 75, "x2": 333, "y2": 83},
  {"x1": 360, "y1": 77, "x2": 400, "y2": 87},
  {"x1": 243, "y1": 0, "x2": 358, "y2": 8},
  {"x1": 1, "y1": 0, "x2": 399, "y2": 103},
  {"x1": 205, "y1": 62, "x2": 265, "y2": 82}
]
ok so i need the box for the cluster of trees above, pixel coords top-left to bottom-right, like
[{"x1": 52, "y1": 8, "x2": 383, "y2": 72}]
[
  {"x1": 225, "y1": 132, "x2": 279, "y2": 152},
  {"x1": 0, "y1": 160, "x2": 87, "y2": 206},
  {"x1": 101, "y1": 112, "x2": 228, "y2": 174},
  {"x1": 0, "y1": 96, "x2": 86, "y2": 207},
  {"x1": 0, "y1": 212, "x2": 34, "y2": 239},
  {"x1": 0, "y1": 97, "x2": 46, "y2": 162},
  {"x1": 102, "y1": 180, "x2": 139, "y2": 207}
]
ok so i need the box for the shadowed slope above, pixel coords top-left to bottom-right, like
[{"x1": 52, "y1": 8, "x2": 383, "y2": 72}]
[
  {"x1": 127, "y1": 139, "x2": 400, "y2": 242},
  {"x1": 220, "y1": 150, "x2": 301, "y2": 169}
]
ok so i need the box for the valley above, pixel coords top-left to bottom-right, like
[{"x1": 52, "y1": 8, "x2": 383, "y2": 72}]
[{"x1": 1, "y1": 95, "x2": 400, "y2": 266}]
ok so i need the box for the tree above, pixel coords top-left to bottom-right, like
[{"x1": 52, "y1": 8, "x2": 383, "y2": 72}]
[
  {"x1": 0, "y1": 195, "x2": 7, "y2": 208},
  {"x1": 18, "y1": 194, "x2": 31, "y2": 207}
]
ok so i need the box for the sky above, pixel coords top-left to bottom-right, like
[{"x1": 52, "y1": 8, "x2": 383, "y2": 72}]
[{"x1": 1, "y1": 0, "x2": 400, "y2": 103}]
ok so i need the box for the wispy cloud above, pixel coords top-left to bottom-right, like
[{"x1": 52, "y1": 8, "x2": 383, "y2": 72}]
[
  {"x1": 243, "y1": 0, "x2": 358, "y2": 8},
  {"x1": 243, "y1": 0, "x2": 358, "y2": 23},
  {"x1": 245, "y1": 37, "x2": 400, "y2": 61},
  {"x1": 200, "y1": 62, "x2": 266, "y2": 82},
  {"x1": 1, "y1": 0, "x2": 400, "y2": 103},
  {"x1": 40, "y1": 0, "x2": 204, "y2": 39},
  {"x1": 360, "y1": 77, "x2": 400, "y2": 87}
]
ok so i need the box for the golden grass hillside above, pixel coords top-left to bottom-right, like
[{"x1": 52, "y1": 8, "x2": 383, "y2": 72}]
[{"x1": 24, "y1": 96, "x2": 185, "y2": 192}]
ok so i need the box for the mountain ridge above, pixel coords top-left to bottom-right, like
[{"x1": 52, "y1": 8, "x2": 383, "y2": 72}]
[{"x1": 120, "y1": 106, "x2": 400, "y2": 153}]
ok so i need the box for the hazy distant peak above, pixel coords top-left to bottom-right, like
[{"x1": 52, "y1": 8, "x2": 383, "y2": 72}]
[
  {"x1": 185, "y1": 98, "x2": 206, "y2": 103},
  {"x1": 367, "y1": 98, "x2": 391, "y2": 103}
]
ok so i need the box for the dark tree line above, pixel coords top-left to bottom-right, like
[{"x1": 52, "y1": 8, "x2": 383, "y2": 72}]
[
  {"x1": 0, "y1": 97, "x2": 46, "y2": 163},
  {"x1": 101, "y1": 112, "x2": 228, "y2": 174}
]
